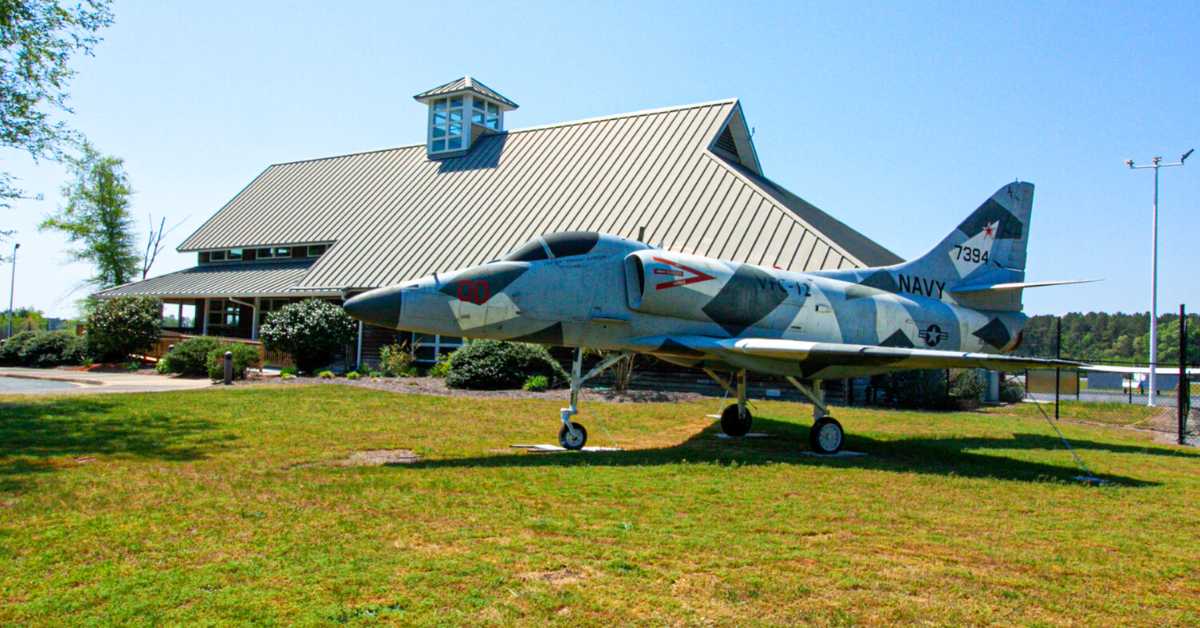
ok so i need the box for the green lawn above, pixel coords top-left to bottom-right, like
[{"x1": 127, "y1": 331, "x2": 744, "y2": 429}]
[
  {"x1": 2, "y1": 385, "x2": 1198, "y2": 625},
  {"x1": 986, "y1": 400, "x2": 1159, "y2": 427}
]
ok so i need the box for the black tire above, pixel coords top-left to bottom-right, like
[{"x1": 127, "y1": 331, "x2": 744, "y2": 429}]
[
  {"x1": 720, "y1": 403, "x2": 753, "y2": 437},
  {"x1": 809, "y1": 417, "x2": 844, "y2": 454},
  {"x1": 558, "y1": 422, "x2": 588, "y2": 450}
]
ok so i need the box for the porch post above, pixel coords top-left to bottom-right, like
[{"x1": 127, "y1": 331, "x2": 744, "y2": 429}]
[
  {"x1": 251, "y1": 297, "x2": 260, "y2": 340},
  {"x1": 356, "y1": 321, "x2": 364, "y2": 371}
]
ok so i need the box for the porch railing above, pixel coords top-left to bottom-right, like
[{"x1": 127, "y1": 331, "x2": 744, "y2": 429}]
[{"x1": 146, "y1": 330, "x2": 294, "y2": 368}]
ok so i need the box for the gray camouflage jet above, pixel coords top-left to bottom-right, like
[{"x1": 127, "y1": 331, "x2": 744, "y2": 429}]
[{"x1": 345, "y1": 182, "x2": 1081, "y2": 453}]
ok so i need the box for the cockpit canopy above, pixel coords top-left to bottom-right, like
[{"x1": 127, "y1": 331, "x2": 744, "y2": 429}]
[{"x1": 502, "y1": 231, "x2": 646, "y2": 262}]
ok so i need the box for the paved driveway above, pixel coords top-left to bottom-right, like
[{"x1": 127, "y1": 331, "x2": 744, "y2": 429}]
[{"x1": 0, "y1": 368, "x2": 214, "y2": 395}]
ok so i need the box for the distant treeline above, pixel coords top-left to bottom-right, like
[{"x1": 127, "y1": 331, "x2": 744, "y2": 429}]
[{"x1": 1017, "y1": 311, "x2": 1200, "y2": 365}]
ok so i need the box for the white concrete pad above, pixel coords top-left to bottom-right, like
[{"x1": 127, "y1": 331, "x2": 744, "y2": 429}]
[
  {"x1": 800, "y1": 450, "x2": 867, "y2": 458},
  {"x1": 510, "y1": 444, "x2": 623, "y2": 453}
]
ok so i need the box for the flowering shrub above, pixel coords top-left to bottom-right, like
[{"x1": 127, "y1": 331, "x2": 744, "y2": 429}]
[
  {"x1": 85, "y1": 296, "x2": 162, "y2": 362},
  {"x1": 259, "y1": 299, "x2": 355, "y2": 374}
]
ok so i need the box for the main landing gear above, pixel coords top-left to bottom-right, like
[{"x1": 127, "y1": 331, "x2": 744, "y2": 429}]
[
  {"x1": 703, "y1": 368, "x2": 753, "y2": 437},
  {"x1": 705, "y1": 370, "x2": 845, "y2": 453},
  {"x1": 557, "y1": 348, "x2": 631, "y2": 450},
  {"x1": 786, "y1": 377, "x2": 844, "y2": 454}
]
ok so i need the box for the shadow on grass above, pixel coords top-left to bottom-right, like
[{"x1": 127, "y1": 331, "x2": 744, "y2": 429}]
[
  {"x1": 408, "y1": 417, "x2": 1178, "y2": 486},
  {"x1": 0, "y1": 397, "x2": 234, "y2": 493}
]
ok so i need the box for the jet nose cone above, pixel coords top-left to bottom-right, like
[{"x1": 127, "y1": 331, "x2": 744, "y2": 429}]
[{"x1": 344, "y1": 286, "x2": 403, "y2": 329}]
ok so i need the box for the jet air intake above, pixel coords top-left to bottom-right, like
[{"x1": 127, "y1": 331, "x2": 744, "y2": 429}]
[{"x1": 623, "y1": 251, "x2": 732, "y2": 322}]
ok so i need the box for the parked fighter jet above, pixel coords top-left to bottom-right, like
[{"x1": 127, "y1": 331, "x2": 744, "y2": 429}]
[{"x1": 345, "y1": 182, "x2": 1081, "y2": 453}]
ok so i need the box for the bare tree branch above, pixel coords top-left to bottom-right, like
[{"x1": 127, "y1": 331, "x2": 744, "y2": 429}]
[{"x1": 141, "y1": 213, "x2": 186, "y2": 279}]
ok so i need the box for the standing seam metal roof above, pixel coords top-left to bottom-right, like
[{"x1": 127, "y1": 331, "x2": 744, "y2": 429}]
[
  {"x1": 176, "y1": 99, "x2": 898, "y2": 292},
  {"x1": 96, "y1": 260, "x2": 323, "y2": 298}
]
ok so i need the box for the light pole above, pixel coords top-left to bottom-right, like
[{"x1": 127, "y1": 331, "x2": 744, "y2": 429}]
[
  {"x1": 1125, "y1": 149, "x2": 1192, "y2": 406},
  {"x1": 6, "y1": 242, "x2": 18, "y2": 339}
]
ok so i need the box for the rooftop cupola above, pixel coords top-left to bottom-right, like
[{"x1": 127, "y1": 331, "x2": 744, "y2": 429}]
[{"x1": 414, "y1": 76, "x2": 518, "y2": 158}]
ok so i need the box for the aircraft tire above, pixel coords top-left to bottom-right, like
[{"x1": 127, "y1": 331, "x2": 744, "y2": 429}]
[
  {"x1": 809, "y1": 417, "x2": 844, "y2": 454},
  {"x1": 720, "y1": 404, "x2": 753, "y2": 437},
  {"x1": 558, "y1": 422, "x2": 588, "y2": 450}
]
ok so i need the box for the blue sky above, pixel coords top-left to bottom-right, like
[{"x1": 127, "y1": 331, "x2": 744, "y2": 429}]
[{"x1": 3, "y1": 0, "x2": 1197, "y2": 318}]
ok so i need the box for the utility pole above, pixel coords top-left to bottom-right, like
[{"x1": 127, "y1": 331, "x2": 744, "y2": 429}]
[
  {"x1": 6, "y1": 242, "x2": 18, "y2": 339},
  {"x1": 1180, "y1": 304, "x2": 1189, "y2": 445},
  {"x1": 1126, "y1": 149, "x2": 1192, "y2": 406}
]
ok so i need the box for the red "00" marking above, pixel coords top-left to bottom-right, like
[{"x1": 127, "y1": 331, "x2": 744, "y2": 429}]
[{"x1": 456, "y1": 279, "x2": 491, "y2": 305}]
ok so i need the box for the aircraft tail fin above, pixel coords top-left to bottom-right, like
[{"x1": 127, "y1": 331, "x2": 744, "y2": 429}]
[
  {"x1": 892, "y1": 181, "x2": 1035, "y2": 311},
  {"x1": 904, "y1": 181, "x2": 1034, "y2": 280}
]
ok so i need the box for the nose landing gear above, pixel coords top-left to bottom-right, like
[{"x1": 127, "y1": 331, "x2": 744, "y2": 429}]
[{"x1": 557, "y1": 348, "x2": 631, "y2": 450}]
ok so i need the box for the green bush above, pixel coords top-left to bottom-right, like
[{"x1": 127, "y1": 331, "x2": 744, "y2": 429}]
[
  {"x1": 378, "y1": 342, "x2": 417, "y2": 377},
  {"x1": 883, "y1": 369, "x2": 954, "y2": 410},
  {"x1": 445, "y1": 340, "x2": 568, "y2": 390},
  {"x1": 0, "y1": 331, "x2": 38, "y2": 365},
  {"x1": 155, "y1": 357, "x2": 171, "y2": 374},
  {"x1": 162, "y1": 337, "x2": 222, "y2": 376},
  {"x1": 259, "y1": 299, "x2": 355, "y2": 374},
  {"x1": 206, "y1": 344, "x2": 261, "y2": 381},
  {"x1": 280, "y1": 373, "x2": 296, "y2": 381},
  {"x1": 1000, "y1": 378, "x2": 1025, "y2": 403},
  {"x1": 522, "y1": 374, "x2": 549, "y2": 392},
  {"x1": 346, "y1": 371, "x2": 361, "y2": 380},
  {"x1": 85, "y1": 296, "x2": 162, "y2": 362},
  {"x1": 5, "y1": 331, "x2": 87, "y2": 367},
  {"x1": 427, "y1": 354, "x2": 451, "y2": 378},
  {"x1": 368, "y1": 370, "x2": 383, "y2": 378},
  {"x1": 318, "y1": 370, "x2": 335, "y2": 379},
  {"x1": 280, "y1": 366, "x2": 298, "y2": 377},
  {"x1": 950, "y1": 370, "x2": 985, "y2": 408}
]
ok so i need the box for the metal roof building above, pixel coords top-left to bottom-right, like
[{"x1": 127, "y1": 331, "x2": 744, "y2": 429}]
[{"x1": 100, "y1": 77, "x2": 899, "y2": 359}]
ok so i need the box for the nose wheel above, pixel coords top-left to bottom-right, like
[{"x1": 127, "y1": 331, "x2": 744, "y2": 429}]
[{"x1": 558, "y1": 421, "x2": 588, "y2": 450}]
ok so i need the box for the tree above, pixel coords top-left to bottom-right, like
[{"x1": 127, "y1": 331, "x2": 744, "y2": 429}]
[
  {"x1": 140, "y1": 213, "x2": 184, "y2": 279},
  {"x1": 0, "y1": 307, "x2": 46, "y2": 335},
  {"x1": 39, "y1": 142, "x2": 139, "y2": 288},
  {"x1": 1, "y1": 0, "x2": 114, "y2": 210}
]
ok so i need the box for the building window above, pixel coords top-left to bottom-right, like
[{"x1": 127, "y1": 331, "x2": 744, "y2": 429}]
[
  {"x1": 227, "y1": 248, "x2": 243, "y2": 261},
  {"x1": 307, "y1": 244, "x2": 327, "y2": 257},
  {"x1": 429, "y1": 96, "x2": 464, "y2": 152},
  {"x1": 206, "y1": 299, "x2": 240, "y2": 328},
  {"x1": 161, "y1": 302, "x2": 196, "y2": 329},
  {"x1": 210, "y1": 250, "x2": 226, "y2": 262},
  {"x1": 256, "y1": 246, "x2": 291, "y2": 260}
]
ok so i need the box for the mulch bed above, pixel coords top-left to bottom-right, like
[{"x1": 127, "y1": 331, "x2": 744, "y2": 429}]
[{"x1": 241, "y1": 374, "x2": 704, "y2": 403}]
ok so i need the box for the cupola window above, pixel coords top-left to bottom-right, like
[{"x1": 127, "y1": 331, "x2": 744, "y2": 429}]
[
  {"x1": 429, "y1": 96, "x2": 465, "y2": 152},
  {"x1": 472, "y1": 99, "x2": 501, "y2": 130}
]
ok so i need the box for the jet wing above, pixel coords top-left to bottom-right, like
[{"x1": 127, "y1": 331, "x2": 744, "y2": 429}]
[{"x1": 634, "y1": 335, "x2": 1079, "y2": 374}]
